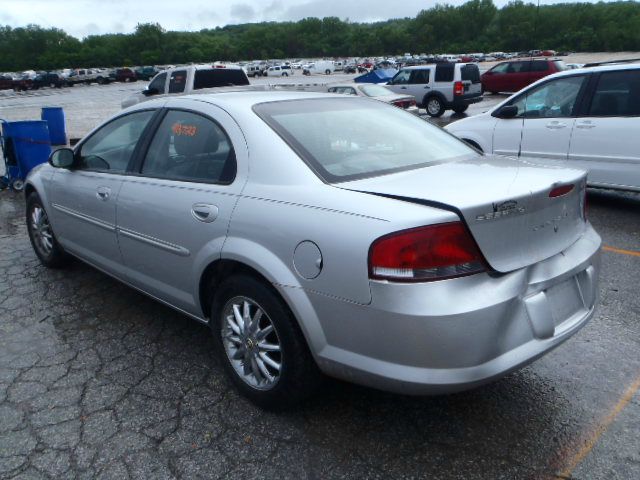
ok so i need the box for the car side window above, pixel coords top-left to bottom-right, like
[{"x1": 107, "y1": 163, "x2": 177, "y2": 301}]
[
  {"x1": 168, "y1": 70, "x2": 187, "y2": 94},
  {"x1": 141, "y1": 110, "x2": 237, "y2": 184},
  {"x1": 490, "y1": 63, "x2": 509, "y2": 74},
  {"x1": 409, "y1": 70, "x2": 430, "y2": 84},
  {"x1": 77, "y1": 111, "x2": 155, "y2": 172},
  {"x1": 434, "y1": 64, "x2": 454, "y2": 82},
  {"x1": 531, "y1": 61, "x2": 550, "y2": 72},
  {"x1": 391, "y1": 70, "x2": 411, "y2": 85},
  {"x1": 588, "y1": 70, "x2": 640, "y2": 116},
  {"x1": 148, "y1": 72, "x2": 167, "y2": 93},
  {"x1": 511, "y1": 75, "x2": 586, "y2": 118}
]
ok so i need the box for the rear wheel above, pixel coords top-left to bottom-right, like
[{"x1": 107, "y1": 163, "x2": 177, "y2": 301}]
[
  {"x1": 211, "y1": 274, "x2": 321, "y2": 409},
  {"x1": 425, "y1": 96, "x2": 446, "y2": 117},
  {"x1": 452, "y1": 105, "x2": 469, "y2": 114},
  {"x1": 325, "y1": 69, "x2": 331, "y2": 75},
  {"x1": 26, "y1": 193, "x2": 69, "y2": 268}
]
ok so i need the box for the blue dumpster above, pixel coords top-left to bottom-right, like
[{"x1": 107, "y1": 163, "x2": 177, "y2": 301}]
[
  {"x1": 41, "y1": 106, "x2": 67, "y2": 145},
  {"x1": 0, "y1": 120, "x2": 51, "y2": 190}
]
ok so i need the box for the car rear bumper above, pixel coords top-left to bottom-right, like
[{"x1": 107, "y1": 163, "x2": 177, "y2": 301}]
[
  {"x1": 449, "y1": 93, "x2": 483, "y2": 108},
  {"x1": 301, "y1": 224, "x2": 601, "y2": 395}
]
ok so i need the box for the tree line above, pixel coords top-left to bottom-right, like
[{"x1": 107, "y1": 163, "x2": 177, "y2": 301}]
[{"x1": 2, "y1": 0, "x2": 640, "y2": 72}]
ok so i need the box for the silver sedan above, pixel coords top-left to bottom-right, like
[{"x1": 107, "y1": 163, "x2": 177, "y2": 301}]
[
  {"x1": 327, "y1": 83, "x2": 420, "y2": 114},
  {"x1": 25, "y1": 92, "x2": 601, "y2": 408}
]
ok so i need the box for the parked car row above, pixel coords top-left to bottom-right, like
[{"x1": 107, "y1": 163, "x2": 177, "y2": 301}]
[{"x1": 0, "y1": 66, "x2": 152, "y2": 92}]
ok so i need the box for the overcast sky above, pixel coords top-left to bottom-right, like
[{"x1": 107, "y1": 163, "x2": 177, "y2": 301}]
[{"x1": 1, "y1": 0, "x2": 608, "y2": 38}]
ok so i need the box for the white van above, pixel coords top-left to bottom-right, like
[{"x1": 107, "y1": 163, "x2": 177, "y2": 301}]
[{"x1": 302, "y1": 61, "x2": 335, "y2": 75}]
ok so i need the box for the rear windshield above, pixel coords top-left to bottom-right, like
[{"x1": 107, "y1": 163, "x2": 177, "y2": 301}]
[
  {"x1": 461, "y1": 64, "x2": 481, "y2": 83},
  {"x1": 553, "y1": 60, "x2": 568, "y2": 71},
  {"x1": 253, "y1": 98, "x2": 477, "y2": 183},
  {"x1": 194, "y1": 69, "x2": 249, "y2": 89},
  {"x1": 359, "y1": 84, "x2": 393, "y2": 96}
]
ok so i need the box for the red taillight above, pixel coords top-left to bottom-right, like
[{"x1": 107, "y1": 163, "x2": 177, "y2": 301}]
[
  {"x1": 549, "y1": 184, "x2": 574, "y2": 197},
  {"x1": 369, "y1": 222, "x2": 486, "y2": 282},
  {"x1": 454, "y1": 81, "x2": 464, "y2": 96}
]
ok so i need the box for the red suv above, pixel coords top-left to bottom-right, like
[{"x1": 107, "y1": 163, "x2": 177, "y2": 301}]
[{"x1": 481, "y1": 59, "x2": 567, "y2": 94}]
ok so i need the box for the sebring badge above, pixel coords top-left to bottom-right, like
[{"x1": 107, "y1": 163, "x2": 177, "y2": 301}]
[{"x1": 476, "y1": 200, "x2": 526, "y2": 221}]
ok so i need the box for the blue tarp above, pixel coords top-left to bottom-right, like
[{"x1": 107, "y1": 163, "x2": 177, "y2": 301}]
[{"x1": 353, "y1": 69, "x2": 397, "y2": 84}]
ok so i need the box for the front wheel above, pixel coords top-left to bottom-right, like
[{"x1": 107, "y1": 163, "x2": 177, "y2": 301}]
[
  {"x1": 425, "y1": 96, "x2": 446, "y2": 117},
  {"x1": 211, "y1": 274, "x2": 321, "y2": 409},
  {"x1": 26, "y1": 193, "x2": 70, "y2": 268},
  {"x1": 325, "y1": 69, "x2": 331, "y2": 75}
]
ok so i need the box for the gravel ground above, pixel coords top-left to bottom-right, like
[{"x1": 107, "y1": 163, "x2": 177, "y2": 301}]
[{"x1": 0, "y1": 76, "x2": 639, "y2": 480}]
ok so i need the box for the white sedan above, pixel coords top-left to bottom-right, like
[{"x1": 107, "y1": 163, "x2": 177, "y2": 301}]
[{"x1": 446, "y1": 63, "x2": 640, "y2": 192}]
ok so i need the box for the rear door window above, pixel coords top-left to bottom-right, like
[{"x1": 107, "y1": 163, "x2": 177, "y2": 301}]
[
  {"x1": 531, "y1": 61, "x2": 550, "y2": 72},
  {"x1": 409, "y1": 69, "x2": 430, "y2": 84},
  {"x1": 168, "y1": 70, "x2": 187, "y2": 93},
  {"x1": 435, "y1": 64, "x2": 454, "y2": 82},
  {"x1": 588, "y1": 70, "x2": 640, "y2": 116}
]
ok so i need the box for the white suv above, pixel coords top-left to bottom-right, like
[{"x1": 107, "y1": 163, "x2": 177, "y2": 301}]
[
  {"x1": 445, "y1": 62, "x2": 640, "y2": 192},
  {"x1": 386, "y1": 63, "x2": 482, "y2": 117}
]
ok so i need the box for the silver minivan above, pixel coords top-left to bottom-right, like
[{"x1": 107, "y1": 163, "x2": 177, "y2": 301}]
[{"x1": 386, "y1": 63, "x2": 483, "y2": 117}]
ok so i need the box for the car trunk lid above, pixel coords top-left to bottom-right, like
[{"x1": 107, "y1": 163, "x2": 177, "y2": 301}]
[{"x1": 339, "y1": 155, "x2": 587, "y2": 273}]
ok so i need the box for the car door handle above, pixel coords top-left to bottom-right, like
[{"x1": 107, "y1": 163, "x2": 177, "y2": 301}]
[
  {"x1": 576, "y1": 121, "x2": 595, "y2": 129},
  {"x1": 545, "y1": 121, "x2": 567, "y2": 130},
  {"x1": 191, "y1": 203, "x2": 219, "y2": 223},
  {"x1": 96, "y1": 186, "x2": 111, "y2": 201}
]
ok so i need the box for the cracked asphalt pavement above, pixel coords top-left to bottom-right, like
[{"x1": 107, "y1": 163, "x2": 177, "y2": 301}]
[{"x1": 1, "y1": 82, "x2": 639, "y2": 479}]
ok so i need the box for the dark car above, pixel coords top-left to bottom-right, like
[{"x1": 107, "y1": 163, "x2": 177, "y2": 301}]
[
  {"x1": 0, "y1": 75, "x2": 13, "y2": 90},
  {"x1": 32, "y1": 73, "x2": 63, "y2": 89},
  {"x1": 12, "y1": 75, "x2": 34, "y2": 91},
  {"x1": 481, "y1": 59, "x2": 567, "y2": 94},
  {"x1": 110, "y1": 68, "x2": 138, "y2": 82},
  {"x1": 135, "y1": 66, "x2": 158, "y2": 81}
]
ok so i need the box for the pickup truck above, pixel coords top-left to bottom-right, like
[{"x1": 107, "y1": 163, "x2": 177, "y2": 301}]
[{"x1": 122, "y1": 64, "x2": 250, "y2": 108}]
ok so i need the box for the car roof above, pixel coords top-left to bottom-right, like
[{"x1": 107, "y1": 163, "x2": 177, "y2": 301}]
[
  {"x1": 552, "y1": 61, "x2": 640, "y2": 76},
  {"x1": 177, "y1": 90, "x2": 344, "y2": 110}
]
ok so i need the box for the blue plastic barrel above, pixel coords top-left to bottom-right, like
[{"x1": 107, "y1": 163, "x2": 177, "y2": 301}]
[
  {"x1": 2, "y1": 120, "x2": 51, "y2": 179},
  {"x1": 41, "y1": 106, "x2": 67, "y2": 145}
]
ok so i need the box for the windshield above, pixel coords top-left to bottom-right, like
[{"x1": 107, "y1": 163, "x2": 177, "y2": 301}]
[
  {"x1": 254, "y1": 98, "x2": 477, "y2": 182},
  {"x1": 359, "y1": 84, "x2": 393, "y2": 97}
]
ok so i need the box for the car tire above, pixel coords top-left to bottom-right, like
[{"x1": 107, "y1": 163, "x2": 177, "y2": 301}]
[
  {"x1": 425, "y1": 96, "x2": 446, "y2": 117},
  {"x1": 26, "y1": 193, "x2": 70, "y2": 269},
  {"x1": 452, "y1": 105, "x2": 469, "y2": 114},
  {"x1": 490, "y1": 91, "x2": 499, "y2": 95},
  {"x1": 325, "y1": 69, "x2": 331, "y2": 75},
  {"x1": 210, "y1": 274, "x2": 322, "y2": 409}
]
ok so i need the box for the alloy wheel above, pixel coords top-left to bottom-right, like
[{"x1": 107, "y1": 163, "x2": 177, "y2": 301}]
[
  {"x1": 30, "y1": 205, "x2": 53, "y2": 256},
  {"x1": 427, "y1": 99, "x2": 442, "y2": 115},
  {"x1": 221, "y1": 296, "x2": 282, "y2": 390}
]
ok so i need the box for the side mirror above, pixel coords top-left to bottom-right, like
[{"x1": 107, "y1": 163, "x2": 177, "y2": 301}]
[
  {"x1": 143, "y1": 87, "x2": 159, "y2": 96},
  {"x1": 494, "y1": 105, "x2": 518, "y2": 119},
  {"x1": 49, "y1": 148, "x2": 75, "y2": 168}
]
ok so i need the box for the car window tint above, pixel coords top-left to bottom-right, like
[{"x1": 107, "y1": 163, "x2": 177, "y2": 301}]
[
  {"x1": 512, "y1": 75, "x2": 586, "y2": 118},
  {"x1": 141, "y1": 110, "x2": 236, "y2": 184},
  {"x1": 391, "y1": 70, "x2": 411, "y2": 84},
  {"x1": 148, "y1": 72, "x2": 167, "y2": 93},
  {"x1": 78, "y1": 111, "x2": 154, "y2": 173},
  {"x1": 531, "y1": 61, "x2": 550, "y2": 72},
  {"x1": 461, "y1": 64, "x2": 480, "y2": 83},
  {"x1": 410, "y1": 69, "x2": 430, "y2": 84},
  {"x1": 255, "y1": 97, "x2": 477, "y2": 183},
  {"x1": 193, "y1": 69, "x2": 250, "y2": 89},
  {"x1": 588, "y1": 70, "x2": 640, "y2": 116},
  {"x1": 168, "y1": 70, "x2": 187, "y2": 93},
  {"x1": 491, "y1": 63, "x2": 509, "y2": 74},
  {"x1": 435, "y1": 64, "x2": 454, "y2": 82}
]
